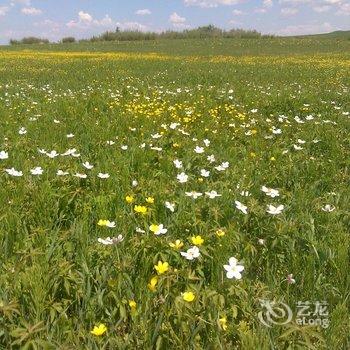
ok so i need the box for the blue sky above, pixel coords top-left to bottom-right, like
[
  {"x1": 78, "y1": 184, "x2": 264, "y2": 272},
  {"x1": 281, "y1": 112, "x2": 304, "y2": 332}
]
[{"x1": 0, "y1": 0, "x2": 349, "y2": 43}]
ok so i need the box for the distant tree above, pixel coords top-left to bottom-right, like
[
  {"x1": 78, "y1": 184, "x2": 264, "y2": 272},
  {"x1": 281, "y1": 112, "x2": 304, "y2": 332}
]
[
  {"x1": 22, "y1": 37, "x2": 49, "y2": 44},
  {"x1": 10, "y1": 37, "x2": 50, "y2": 45},
  {"x1": 61, "y1": 37, "x2": 76, "y2": 43},
  {"x1": 64, "y1": 25, "x2": 269, "y2": 44}
]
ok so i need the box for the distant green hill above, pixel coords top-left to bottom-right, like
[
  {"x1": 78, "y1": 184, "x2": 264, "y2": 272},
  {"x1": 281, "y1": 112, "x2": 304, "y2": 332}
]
[{"x1": 294, "y1": 30, "x2": 350, "y2": 39}]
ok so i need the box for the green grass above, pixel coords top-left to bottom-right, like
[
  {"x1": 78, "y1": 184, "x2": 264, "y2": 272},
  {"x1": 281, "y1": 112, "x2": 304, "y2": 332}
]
[
  {"x1": 2, "y1": 36, "x2": 350, "y2": 56},
  {"x1": 295, "y1": 30, "x2": 350, "y2": 39},
  {"x1": 0, "y1": 38, "x2": 349, "y2": 349}
]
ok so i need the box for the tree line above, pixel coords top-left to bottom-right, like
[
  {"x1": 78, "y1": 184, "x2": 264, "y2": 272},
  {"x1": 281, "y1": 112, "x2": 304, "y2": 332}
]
[{"x1": 9, "y1": 25, "x2": 273, "y2": 45}]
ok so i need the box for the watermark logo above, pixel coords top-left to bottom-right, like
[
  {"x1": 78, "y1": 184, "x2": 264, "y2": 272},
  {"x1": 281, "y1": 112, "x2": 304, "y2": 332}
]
[
  {"x1": 258, "y1": 299, "x2": 293, "y2": 327},
  {"x1": 258, "y1": 300, "x2": 329, "y2": 328},
  {"x1": 296, "y1": 301, "x2": 329, "y2": 328}
]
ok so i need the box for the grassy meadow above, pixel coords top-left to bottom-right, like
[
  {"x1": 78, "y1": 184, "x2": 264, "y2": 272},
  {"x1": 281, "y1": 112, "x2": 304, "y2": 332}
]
[{"x1": 0, "y1": 38, "x2": 349, "y2": 349}]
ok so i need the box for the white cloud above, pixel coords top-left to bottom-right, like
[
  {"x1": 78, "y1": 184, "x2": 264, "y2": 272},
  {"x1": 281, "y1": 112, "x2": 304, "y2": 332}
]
[
  {"x1": 96, "y1": 15, "x2": 113, "y2": 26},
  {"x1": 263, "y1": 0, "x2": 273, "y2": 7},
  {"x1": 184, "y1": 0, "x2": 243, "y2": 8},
  {"x1": 21, "y1": 7, "x2": 42, "y2": 15},
  {"x1": 0, "y1": 6, "x2": 9, "y2": 16},
  {"x1": 66, "y1": 12, "x2": 148, "y2": 32},
  {"x1": 169, "y1": 12, "x2": 190, "y2": 29},
  {"x1": 281, "y1": 7, "x2": 299, "y2": 15},
  {"x1": 254, "y1": 7, "x2": 268, "y2": 13},
  {"x1": 229, "y1": 19, "x2": 242, "y2": 25},
  {"x1": 2, "y1": 29, "x2": 30, "y2": 40},
  {"x1": 253, "y1": 0, "x2": 273, "y2": 14},
  {"x1": 313, "y1": 5, "x2": 330, "y2": 12},
  {"x1": 279, "y1": 0, "x2": 342, "y2": 6},
  {"x1": 67, "y1": 11, "x2": 106, "y2": 28},
  {"x1": 10, "y1": 0, "x2": 31, "y2": 6},
  {"x1": 169, "y1": 12, "x2": 186, "y2": 24},
  {"x1": 136, "y1": 9, "x2": 151, "y2": 15},
  {"x1": 278, "y1": 0, "x2": 347, "y2": 16},
  {"x1": 277, "y1": 22, "x2": 336, "y2": 35},
  {"x1": 34, "y1": 19, "x2": 57, "y2": 27},
  {"x1": 66, "y1": 20, "x2": 78, "y2": 28},
  {"x1": 232, "y1": 9, "x2": 244, "y2": 14},
  {"x1": 324, "y1": 0, "x2": 342, "y2": 4},
  {"x1": 78, "y1": 11, "x2": 93, "y2": 23},
  {"x1": 33, "y1": 19, "x2": 61, "y2": 34},
  {"x1": 337, "y1": 2, "x2": 350, "y2": 14},
  {"x1": 278, "y1": 0, "x2": 311, "y2": 4},
  {"x1": 121, "y1": 22, "x2": 148, "y2": 31}
]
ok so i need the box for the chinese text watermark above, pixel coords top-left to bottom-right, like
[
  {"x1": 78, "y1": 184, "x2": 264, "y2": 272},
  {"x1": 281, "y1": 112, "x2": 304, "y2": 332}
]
[{"x1": 258, "y1": 299, "x2": 329, "y2": 328}]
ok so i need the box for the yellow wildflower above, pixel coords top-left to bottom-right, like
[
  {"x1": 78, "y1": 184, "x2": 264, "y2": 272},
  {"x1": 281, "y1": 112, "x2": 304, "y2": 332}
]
[
  {"x1": 90, "y1": 323, "x2": 107, "y2": 336},
  {"x1": 149, "y1": 224, "x2": 159, "y2": 233},
  {"x1": 216, "y1": 229, "x2": 225, "y2": 237},
  {"x1": 129, "y1": 300, "x2": 137, "y2": 309},
  {"x1": 125, "y1": 195, "x2": 134, "y2": 203},
  {"x1": 97, "y1": 219, "x2": 108, "y2": 226},
  {"x1": 154, "y1": 261, "x2": 169, "y2": 275},
  {"x1": 191, "y1": 235, "x2": 204, "y2": 246},
  {"x1": 182, "y1": 291, "x2": 195, "y2": 302},
  {"x1": 146, "y1": 197, "x2": 154, "y2": 204},
  {"x1": 219, "y1": 317, "x2": 228, "y2": 331},
  {"x1": 134, "y1": 205, "x2": 147, "y2": 214},
  {"x1": 148, "y1": 276, "x2": 158, "y2": 292},
  {"x1": 169, "y1": 239, "x2": 184, "y2": 250},
  {"x1": 149, "y1": 224, "x2": 167, "y2": 235}
]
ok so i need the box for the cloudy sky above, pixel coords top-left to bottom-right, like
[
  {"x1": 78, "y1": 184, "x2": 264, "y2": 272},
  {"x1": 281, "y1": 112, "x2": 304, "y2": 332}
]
[{"x1": 0, "y1": 0, "x2": 349, "y2": 44}]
